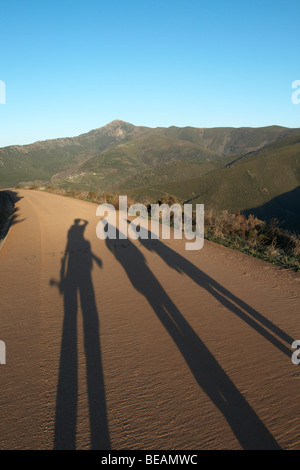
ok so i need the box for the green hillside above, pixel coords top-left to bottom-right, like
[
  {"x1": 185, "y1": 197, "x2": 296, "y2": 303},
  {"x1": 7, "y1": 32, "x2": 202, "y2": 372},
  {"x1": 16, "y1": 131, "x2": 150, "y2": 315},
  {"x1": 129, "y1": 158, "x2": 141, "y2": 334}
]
[
  {"x1": 153, "y1": 125, "x2": 298, "y2": 155},
  {"x1": 1, "y1": 120, "x2": 297, "y2": 189},
  {"x1": 1, "y1": 120, "x2": 299, "y2": 230},
  {"x1": 0, "y1": 120, "x2": 150, "y2": 188},
  {"x1": 54, "y1": 134, "x2": 220, "y2": 191},
  {"x1": 136, "y1": 132, "x2": 300, "y2": 230},
  {"x1": 48, "y1": 124, "x2": 298, "y2": 193},
  {"x1": 112, "y1": 160, "x2": 222, "y2": 192}
]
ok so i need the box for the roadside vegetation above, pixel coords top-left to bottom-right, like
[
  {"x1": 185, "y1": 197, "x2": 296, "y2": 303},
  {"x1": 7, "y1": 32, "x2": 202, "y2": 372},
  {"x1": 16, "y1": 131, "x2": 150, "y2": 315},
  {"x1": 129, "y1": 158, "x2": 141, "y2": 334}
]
[
  {"x1": 0, "y1": 192, "x2": 14, "y2": 245},
  {"x1": 204, "y1": 207, "x2": 300, "y2": 272},
  {"x1": 16, "y1": 184, "x2": 134, "y2": 209},
  {"x1": 16, "y1": 184, "x2": 300, "y2": 272},
  {"x1": 152, "y1": 194, "x2": 300, "y2": 272}
]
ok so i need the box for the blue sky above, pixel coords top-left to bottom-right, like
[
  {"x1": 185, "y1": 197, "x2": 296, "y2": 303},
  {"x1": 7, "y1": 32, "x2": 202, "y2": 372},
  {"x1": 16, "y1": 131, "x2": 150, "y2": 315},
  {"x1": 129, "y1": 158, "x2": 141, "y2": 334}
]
[{"x1": 0, "y1": 0, "x2": 299, "y2": 147}]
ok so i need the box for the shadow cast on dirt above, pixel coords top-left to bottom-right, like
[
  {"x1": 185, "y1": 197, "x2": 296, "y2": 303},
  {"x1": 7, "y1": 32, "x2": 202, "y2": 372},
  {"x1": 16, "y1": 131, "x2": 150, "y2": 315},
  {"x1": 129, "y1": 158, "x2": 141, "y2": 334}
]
[
  {"x1": 0, "y1": 190, "x2": 25, "y2": 242},
  {"x1": 50, "y1": 219, "x2": 110, "y2": 450},
  {"x1": 105, "y1": 223, "x2": 281, "y2": 450},
  {"x1": 50, "y1": 216, "x2": 284, "y2": 450},
  {"x1": 136, "y1": 224, "x2": 293, "y2": 359}
]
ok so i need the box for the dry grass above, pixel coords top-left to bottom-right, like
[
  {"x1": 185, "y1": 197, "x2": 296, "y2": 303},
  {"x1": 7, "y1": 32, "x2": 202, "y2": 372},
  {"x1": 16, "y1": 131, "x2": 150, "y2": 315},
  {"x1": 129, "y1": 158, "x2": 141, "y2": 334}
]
[
  {"x1": 19, "y1": 184, "x2": 135, "y2": 210},
  {"x1": 203, "y1": 208, "x2": 300, "y2": 271},
  {"x1": 16, "y1": 185, "x2": 300, "y2": 271}
]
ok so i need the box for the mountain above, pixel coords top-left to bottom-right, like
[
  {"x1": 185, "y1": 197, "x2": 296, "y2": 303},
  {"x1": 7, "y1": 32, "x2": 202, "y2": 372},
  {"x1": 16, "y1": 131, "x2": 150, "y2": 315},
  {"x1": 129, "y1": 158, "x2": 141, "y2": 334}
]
[
  {"x1": 127, "y1": 131, "x2": 300, "y2": 231},
  {"x1": 0, "y1": 120, "x2": 150, "y2": 188},
  {"x1": 152, "y1": 125, "x2": 298, "y2": 156},
  {"x1": 0, "y1": 120, "x2": 299, "y2": 231},
  {"x1": 54, "y1": 133, "x2": 221, "y2": 191},
  {"x1": 0, "y1": 120, "x2": 298, "y2": 189}
]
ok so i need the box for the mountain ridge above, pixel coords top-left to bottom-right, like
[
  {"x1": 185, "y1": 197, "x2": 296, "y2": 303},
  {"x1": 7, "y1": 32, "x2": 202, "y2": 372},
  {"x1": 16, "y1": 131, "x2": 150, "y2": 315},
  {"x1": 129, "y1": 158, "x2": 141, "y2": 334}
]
[{"x1": 1, "y1": 120, "x2": 299, "y2": 231}]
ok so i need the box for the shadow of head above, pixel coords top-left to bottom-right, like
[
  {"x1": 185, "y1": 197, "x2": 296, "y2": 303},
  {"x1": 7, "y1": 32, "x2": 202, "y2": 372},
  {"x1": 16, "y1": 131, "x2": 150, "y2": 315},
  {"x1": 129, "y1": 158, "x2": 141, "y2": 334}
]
[{"x1": 74, "y1": 218, "x2": 88, "y2": 226}]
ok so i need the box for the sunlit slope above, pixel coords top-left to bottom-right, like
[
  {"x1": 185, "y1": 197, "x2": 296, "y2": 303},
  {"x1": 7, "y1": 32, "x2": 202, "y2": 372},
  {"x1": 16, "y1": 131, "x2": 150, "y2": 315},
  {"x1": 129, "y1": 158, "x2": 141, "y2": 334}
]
[
  {"x1": 55, "y1": 125, "x2": 299, "y2": 192},
  {"x1": 0, "y1": 121, "x2": 150, "y2": 188},
  {"x1": 152, "y1": 125, "x2": 299, "y2": 156},
  {"x1": 56, "y1": 134, "x2": 220, "y2": 191},
  {"x1": 1, "y1": 120, "x2": 298, "y2": 189},
  {"x1": 154, "y1": 132, "x2": 300, "y2": 229}
]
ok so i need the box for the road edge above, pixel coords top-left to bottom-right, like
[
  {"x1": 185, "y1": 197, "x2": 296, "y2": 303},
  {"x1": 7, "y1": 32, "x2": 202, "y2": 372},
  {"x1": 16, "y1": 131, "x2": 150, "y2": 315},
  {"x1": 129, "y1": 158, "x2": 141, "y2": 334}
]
[{"x1": 0, "y1": 192, "x2": 14, "y2": 250}]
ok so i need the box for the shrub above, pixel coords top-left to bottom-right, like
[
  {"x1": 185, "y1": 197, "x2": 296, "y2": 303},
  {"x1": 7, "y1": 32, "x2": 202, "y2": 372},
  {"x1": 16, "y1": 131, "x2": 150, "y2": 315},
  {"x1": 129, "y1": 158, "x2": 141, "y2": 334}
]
[{"x1": 202, "y1": 207, "x2": 299, "y2": 271}]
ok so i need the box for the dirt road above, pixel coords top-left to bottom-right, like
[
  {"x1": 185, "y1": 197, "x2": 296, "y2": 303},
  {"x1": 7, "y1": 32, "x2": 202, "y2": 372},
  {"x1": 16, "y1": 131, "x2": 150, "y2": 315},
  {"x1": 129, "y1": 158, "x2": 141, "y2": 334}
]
[{"x1": 0, "y1": 189, "x2": 299, "y2": 450}]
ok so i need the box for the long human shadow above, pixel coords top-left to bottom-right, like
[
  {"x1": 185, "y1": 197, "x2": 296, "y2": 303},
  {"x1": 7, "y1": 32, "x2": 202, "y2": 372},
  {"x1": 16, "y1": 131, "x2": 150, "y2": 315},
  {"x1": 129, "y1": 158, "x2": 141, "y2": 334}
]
[
  {"x1": 136, "y1": 224, "x2": 293, "y2": 359},
  {"x1": 50, "y1": 219, "x2": 110, "y2": 450},
  {"x1": 105, "y1": 225, "x2": 280, "y2": 450}
]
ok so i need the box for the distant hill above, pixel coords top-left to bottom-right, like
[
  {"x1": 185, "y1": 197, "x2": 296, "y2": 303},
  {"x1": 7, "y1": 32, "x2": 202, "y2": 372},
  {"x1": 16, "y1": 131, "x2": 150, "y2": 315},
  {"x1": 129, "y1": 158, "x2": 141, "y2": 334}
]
[
  {"x1": 0, "y1": 120, "x2": 299, "y2": 231},
  {"x1": 152, "y1": 125, "x2": 298, "y2": 156},
  {"x1": 55, "y1": 134, "x2": 221, "y2": 191},
  {"x1": 0, "y1": 120, "x2": 150, "y2": 188},
  {"x1": 0, "y1": 120, "x2": 297, "y2": 189},
  {"x1": 112, "y1": 160, "x2": 223, "y2": 192},
  {"x1": 128, "y1": 132, "x2": 299, "y2": 231}
]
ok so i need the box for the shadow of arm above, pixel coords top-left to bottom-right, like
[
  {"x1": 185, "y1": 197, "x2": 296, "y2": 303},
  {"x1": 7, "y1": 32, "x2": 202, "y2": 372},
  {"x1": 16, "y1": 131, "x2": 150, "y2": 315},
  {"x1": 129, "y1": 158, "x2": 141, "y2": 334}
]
[{"x1": 92, "y1": 252, "x2": 103, "y2": 269}]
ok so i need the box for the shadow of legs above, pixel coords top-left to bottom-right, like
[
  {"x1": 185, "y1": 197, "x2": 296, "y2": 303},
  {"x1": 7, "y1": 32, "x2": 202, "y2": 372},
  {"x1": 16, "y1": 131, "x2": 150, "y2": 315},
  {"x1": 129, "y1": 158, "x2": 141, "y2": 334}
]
[
  {"x1": 80, "y1": 276, "x2": 110, "y2": 450},
  {"x1": 54, "y1": 282, "x2": 78, "y2": 450}
]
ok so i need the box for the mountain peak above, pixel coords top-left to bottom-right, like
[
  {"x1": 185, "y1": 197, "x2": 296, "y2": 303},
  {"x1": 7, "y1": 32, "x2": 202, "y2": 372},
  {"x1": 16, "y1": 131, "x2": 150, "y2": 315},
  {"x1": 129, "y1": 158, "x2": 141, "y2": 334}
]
[
  {"x1": 96, "y1": 119, "x2": 135, "y2": 138},
  {"x1": 104, "y1": 119, "x2": 132, "y2": 128}
]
